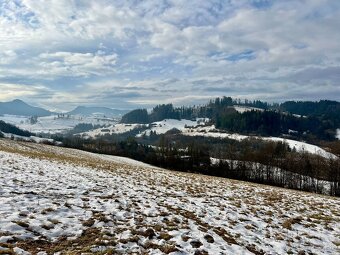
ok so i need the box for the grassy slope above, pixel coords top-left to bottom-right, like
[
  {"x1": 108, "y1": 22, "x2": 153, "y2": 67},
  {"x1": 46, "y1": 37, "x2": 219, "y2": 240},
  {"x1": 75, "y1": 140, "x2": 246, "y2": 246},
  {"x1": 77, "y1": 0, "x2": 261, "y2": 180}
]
[{"x1": 0, "y1": 139, "x2": 339, "y2": 255}]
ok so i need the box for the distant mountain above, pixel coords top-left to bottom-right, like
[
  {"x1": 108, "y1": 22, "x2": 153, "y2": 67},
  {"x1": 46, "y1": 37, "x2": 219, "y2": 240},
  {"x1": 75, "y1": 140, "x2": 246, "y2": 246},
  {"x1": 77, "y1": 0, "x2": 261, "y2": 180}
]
[
  {"x1": 0, "y1": 99, "x2": 52, "y2": 117},
  {"x1": 67, "y1": 106, "x2": 128, "y2": 117}
]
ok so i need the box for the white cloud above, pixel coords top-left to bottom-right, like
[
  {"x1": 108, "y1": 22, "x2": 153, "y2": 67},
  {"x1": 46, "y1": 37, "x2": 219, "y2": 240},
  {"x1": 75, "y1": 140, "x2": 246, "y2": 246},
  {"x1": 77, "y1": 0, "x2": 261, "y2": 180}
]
[
  {"x1": 0, "y1": 83, "x2": 49, "y2": 101},
  {"x1": 0, "y1": 50, "x2": 17, "y2": 65},
  {"x1": 0, "y1": 0, "x2": 339, "y2": 108},
  {"x1": 36, "y1": 51, "x2": 118, "y2": 77}
]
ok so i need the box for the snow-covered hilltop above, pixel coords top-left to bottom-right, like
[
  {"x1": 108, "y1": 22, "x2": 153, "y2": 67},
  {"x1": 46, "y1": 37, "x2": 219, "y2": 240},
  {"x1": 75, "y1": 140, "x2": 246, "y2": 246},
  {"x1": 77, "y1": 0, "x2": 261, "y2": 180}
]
[{"x1": 0, "y1": 139, "x2": 339, "y2": 254}]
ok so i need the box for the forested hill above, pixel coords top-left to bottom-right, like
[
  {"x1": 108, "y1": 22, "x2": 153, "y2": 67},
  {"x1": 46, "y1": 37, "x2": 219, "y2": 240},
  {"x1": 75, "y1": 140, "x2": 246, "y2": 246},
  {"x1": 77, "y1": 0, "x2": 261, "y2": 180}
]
[
  {"x1": 279, "y1": 100, "x2": 340, "y2": 127},
  {"x1": 279, "y1": 100, "x2": 339, "y2": 116},
  {"x1": 121, "y1": 97, "x2": 340, "y2": 141}
]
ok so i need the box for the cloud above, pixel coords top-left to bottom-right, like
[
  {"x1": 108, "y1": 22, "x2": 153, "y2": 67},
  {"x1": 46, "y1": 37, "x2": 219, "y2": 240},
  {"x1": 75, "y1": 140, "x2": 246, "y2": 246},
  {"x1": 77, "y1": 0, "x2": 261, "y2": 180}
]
[
  {"x1": 37, "y1": 51, "x2": 119, "y2": 77},
  {"x1": 0, "y1": 83, "x2": 50, "y2": 101},
  {"x1": 0, "y1": 50, "x2": 17, "y2": 65},
  {"x1": 0, "y1": 0, "x2": 339, "y2": 110}
]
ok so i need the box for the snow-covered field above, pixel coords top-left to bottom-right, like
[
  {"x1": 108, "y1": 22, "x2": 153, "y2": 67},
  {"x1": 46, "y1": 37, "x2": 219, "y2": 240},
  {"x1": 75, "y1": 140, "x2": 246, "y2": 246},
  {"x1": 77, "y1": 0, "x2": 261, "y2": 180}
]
[
  {"x1": 1, "y1": 132, "x2": 60, "y2": 145},
  {"x1": 136, "y1": 119, "x2": 208, "y2": 137},
  {"x1": 0, "y1": 114, "x2": 118, "y2": 134},
  {"x1": 264, "y1": 137, "x2": 336, "y2": 158},
  {"x1": 233, "y1": 106, "x2": 264, "y2": 113},
  {"x1": 183, "y1": 125, "x2": 336, "y2": 159},
  {"x1": 183, "y1": 125, "x2": 249, "y2": 141},
  {"x1": 79, "y1": 123, "x2": 145, "y2": 138},
  {"x1": 80, "y1": 119, "x2": 208, "y2": 139},
  {"x1": 0, "y1": 139, "x2": 339, "y2": 254}
]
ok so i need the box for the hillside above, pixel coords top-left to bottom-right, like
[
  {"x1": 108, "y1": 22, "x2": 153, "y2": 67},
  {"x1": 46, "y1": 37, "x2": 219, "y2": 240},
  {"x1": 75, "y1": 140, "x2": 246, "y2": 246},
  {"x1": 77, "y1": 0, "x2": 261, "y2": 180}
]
[
  {"x1": 0, "y1": 139, "x2": 339, "y2": 254},
  {"x1": 79, "y1": 119, "x2": 335, "y2": 158}
]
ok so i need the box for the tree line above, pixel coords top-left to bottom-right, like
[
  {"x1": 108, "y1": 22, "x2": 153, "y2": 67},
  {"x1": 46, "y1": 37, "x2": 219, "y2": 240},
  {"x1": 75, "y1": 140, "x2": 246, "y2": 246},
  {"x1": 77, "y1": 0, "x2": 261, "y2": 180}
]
[{"x1": 59, "y1": 133, "x2": 340, "y2": 197}]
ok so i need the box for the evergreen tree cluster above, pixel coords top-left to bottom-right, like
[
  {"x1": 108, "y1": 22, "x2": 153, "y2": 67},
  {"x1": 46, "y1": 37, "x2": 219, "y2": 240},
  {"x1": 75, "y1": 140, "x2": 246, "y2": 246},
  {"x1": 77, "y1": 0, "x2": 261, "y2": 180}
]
[
  {"x1": 67, "y1": 123, "x2": 103, "y2": 135},
  {"x1": 280, "y1": 100, "x2": 339, "y2": 117},
  {"x1": 280, "y1": 100, "x2": 340, "y2": 126},
  {"x1": 121, "y1": 109, "x2": 149, "y2": 124},
  {"x1": 215, "y1": 109, "x2": 337, "y2": 140}
]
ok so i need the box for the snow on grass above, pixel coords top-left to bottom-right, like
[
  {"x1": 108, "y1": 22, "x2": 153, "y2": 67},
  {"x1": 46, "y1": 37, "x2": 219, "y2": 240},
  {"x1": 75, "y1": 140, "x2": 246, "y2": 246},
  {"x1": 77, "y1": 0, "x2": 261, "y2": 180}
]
[
  {"x1": 263, "y1": 137, "x2": 336, "y2": 158},
  {"x1": 184, "y1": 125, "x2": 249, "y2": 141},
  {"x1": 1, "y1": 132, "x2": 60, "y2": 145},
  {"x1": 79, "y1": 123, "x2": 145, "y2": 138},
  {"x1": 0, "y1": 139, "x2": 339, "y2": 254},
  {"x1": 80, "y1": 118, "x2": 209, "y2": 138},
  {"x1": 136, "y1": 118, "x2": 208, "y2": 137},
  {"x1": 0, "y1": 114, "x2": 118, "y2": 134}
]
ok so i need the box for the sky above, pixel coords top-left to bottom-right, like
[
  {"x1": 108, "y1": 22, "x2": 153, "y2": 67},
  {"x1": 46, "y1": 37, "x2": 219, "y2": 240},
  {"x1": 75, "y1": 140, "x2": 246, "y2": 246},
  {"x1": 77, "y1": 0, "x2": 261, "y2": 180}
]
[{"x1": 0, "y1": 0, "x2": 339, "y2": 111}]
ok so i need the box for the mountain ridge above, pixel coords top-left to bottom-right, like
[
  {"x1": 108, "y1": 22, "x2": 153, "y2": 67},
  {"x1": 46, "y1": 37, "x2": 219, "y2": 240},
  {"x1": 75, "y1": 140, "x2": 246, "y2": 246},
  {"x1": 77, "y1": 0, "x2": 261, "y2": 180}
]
[
  {"x1": 0, "y1": 99, "x2": 52, "y2": 117},
  {"x1": 67, "y1": 105, "x2": 129, "y2": 117},
  {"x1": 0, "y1": 99, "x2": 129, "y2": 118}
]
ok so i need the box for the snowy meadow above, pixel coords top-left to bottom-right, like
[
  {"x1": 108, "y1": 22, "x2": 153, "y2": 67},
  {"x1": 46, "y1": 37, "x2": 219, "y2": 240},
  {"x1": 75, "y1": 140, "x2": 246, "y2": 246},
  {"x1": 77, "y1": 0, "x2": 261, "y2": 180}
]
[{"x1": 0, "y1": 139, "x2": 339, "y2": 254}]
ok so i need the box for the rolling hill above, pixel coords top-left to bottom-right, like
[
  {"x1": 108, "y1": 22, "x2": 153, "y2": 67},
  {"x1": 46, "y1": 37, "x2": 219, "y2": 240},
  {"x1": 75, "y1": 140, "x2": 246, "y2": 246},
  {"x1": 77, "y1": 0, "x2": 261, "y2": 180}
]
[{"x1": 0, "y1": 139, "x2": 339, "y2": 254}]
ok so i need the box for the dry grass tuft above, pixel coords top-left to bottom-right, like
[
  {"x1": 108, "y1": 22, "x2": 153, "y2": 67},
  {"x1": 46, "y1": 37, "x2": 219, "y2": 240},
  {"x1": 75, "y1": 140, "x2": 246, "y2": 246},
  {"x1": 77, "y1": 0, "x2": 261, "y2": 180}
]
[
  {"x1": 282, "y1": 217, "x2": 302, "y2": 230},
  {"x1": 12, "y1": 221, "x2": 29, "y2": 229}
]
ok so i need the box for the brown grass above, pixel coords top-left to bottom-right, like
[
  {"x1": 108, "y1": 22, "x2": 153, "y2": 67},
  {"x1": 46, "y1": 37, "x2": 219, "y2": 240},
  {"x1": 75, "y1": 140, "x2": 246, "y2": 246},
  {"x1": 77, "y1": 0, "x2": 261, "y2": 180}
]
[
  {"x1": 15, "y1": 228, "x2": 111, "y2": 254},
  {"x1": 213, "y1": 227, "x2": 238, "y2": 245},
  {"x1": 159, "y1": 232, "x2": 173, "y2": 241},
  {"x1": 282, "y1": 217, "x2": 302, "y2": 230}
]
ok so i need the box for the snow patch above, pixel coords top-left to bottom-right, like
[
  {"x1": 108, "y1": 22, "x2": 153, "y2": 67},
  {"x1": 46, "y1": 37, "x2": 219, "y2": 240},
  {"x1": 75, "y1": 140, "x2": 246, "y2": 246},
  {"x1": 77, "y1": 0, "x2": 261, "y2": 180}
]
[{"x1": 233, "y1": 105, "x2": 264, "y2": 113}]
